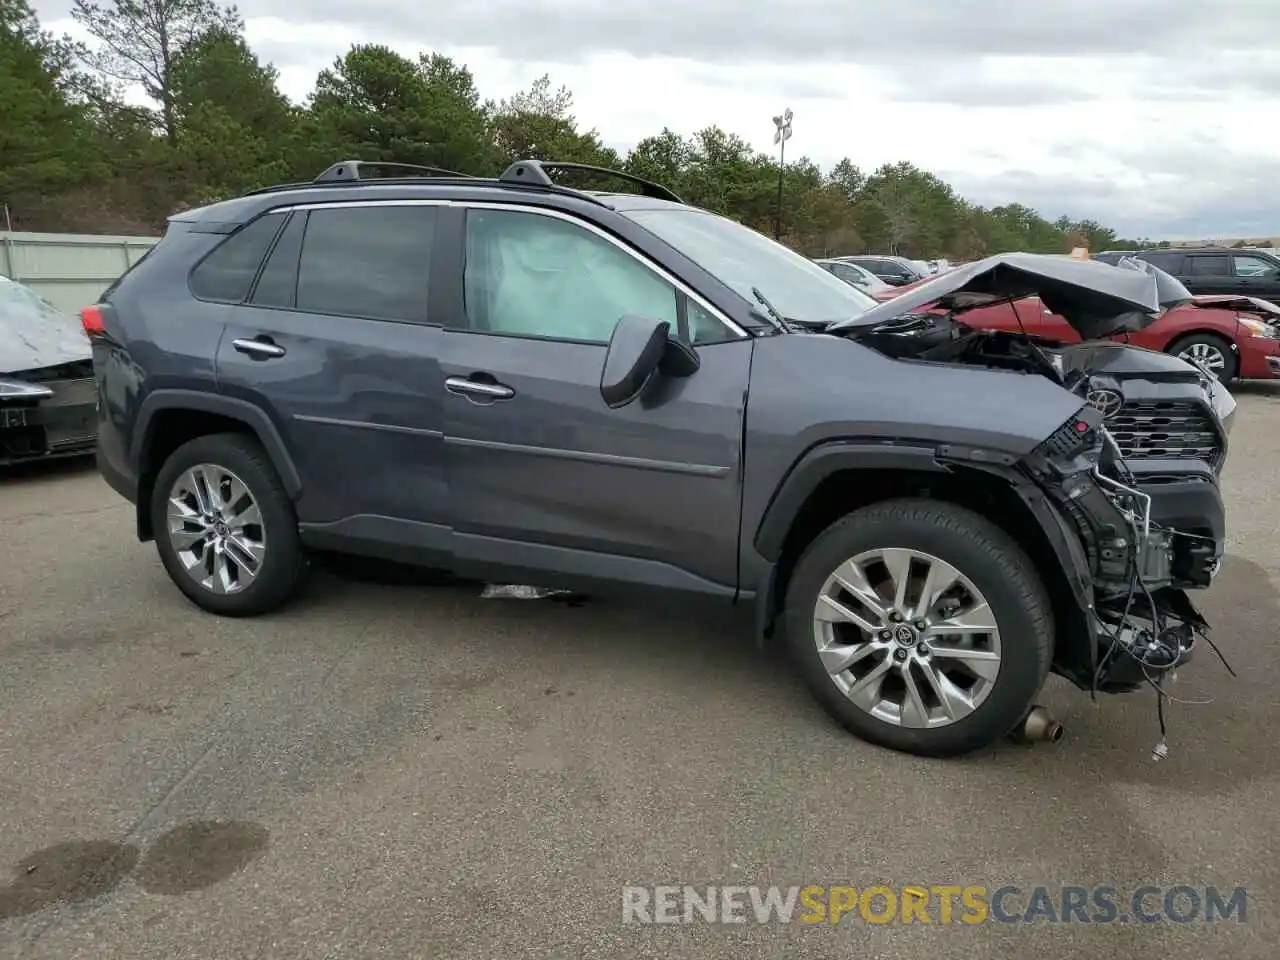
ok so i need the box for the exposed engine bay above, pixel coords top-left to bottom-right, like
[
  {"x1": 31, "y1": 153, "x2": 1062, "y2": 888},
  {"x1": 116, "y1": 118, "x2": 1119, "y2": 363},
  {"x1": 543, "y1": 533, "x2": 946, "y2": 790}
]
[{"x1": 839, "y1": 307, "x2": 1235, "y2": 755}]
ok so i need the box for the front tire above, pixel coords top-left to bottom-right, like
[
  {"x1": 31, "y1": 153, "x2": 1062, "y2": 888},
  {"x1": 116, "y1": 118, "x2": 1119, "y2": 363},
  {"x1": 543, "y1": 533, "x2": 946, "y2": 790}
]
[
  {"x1": 151, "y1": 432, "x2": 308, "y2": 617},
  {"x1": 1170, "y1": 333, "x2": 1237, "y2": 382},
  {"x1": 783, "y1": 498, "x2": 1053, "y2": 758}
]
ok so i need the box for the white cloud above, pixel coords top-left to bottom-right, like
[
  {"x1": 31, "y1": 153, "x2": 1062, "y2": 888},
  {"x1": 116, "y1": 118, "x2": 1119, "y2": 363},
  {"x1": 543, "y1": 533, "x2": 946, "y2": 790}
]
[{"x1": 33, "y1": 0, "x2": 1280, "y2": 239}]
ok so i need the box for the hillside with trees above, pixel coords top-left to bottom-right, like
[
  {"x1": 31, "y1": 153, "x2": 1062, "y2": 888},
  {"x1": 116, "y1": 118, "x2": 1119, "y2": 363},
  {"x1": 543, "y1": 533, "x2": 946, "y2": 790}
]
[{"x1": 2, "y1": 0, "x2": 1149, "y2": 257}]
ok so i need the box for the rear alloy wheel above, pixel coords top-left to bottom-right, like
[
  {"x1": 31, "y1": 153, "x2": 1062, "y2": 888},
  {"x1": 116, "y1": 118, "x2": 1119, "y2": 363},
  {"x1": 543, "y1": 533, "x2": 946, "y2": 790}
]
[
  {"x1": 784, "y1": 499, "x2": 1053, "y2": 758},
  {"x1": 1172, "y1": 333, "x2": 1237, "y2": 382},
  {"x1": 151, "y1": 433, "x2": 307, "y2": 616}
]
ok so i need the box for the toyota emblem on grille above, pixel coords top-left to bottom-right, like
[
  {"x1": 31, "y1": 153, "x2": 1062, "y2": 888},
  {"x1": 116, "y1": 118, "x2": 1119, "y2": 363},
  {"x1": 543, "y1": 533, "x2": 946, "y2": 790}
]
[{"x1": 1086, "y1": 389, "x2": 1124, "y2": 419}]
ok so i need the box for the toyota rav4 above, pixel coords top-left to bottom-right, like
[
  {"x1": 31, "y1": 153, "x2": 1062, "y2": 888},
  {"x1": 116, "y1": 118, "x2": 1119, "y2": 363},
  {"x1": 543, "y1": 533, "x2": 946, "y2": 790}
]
[{"x1": 85, "y1": 159, "x2": 1232, "y2": 758}]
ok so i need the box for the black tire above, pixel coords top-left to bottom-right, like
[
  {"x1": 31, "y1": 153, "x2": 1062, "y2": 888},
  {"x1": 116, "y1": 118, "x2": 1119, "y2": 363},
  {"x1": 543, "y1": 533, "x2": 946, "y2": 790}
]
[
  {"x1": 1168, "y1": 333, "x2": 1238, "y2": 382},
  {"x1": 782, "y1": 498, "x2": 1053, "y2": 758},
  {"x1": 150, "y1": 432, "x2": 309, "y2": 617}
]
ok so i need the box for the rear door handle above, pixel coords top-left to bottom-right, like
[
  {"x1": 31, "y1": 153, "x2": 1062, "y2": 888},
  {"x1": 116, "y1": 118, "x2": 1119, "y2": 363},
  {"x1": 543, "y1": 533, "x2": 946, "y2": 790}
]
[
  {"x1": 445, "y1": 376, "x2": 514, "y2": 401},
  {"x1": 232, "y1": 337, "x2": 286, "y2": 359}
]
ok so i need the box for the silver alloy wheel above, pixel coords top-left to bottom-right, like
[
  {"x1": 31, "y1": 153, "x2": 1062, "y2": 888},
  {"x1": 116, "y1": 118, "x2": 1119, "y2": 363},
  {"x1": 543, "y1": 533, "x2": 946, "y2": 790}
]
[
  {"x1": 812, "y1": 548, "x2": 1002, "y2": 729},
  {"x1": 1176, "y1": 341, "x2": 1227, "y2": 378},
  {"x1": 165, "y1": 463, "x2": 266, "y2": 594}
]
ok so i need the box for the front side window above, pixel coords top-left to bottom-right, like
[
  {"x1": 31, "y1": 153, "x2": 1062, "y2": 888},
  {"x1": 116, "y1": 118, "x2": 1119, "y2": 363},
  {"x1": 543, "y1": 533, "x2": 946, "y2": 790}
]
[
  {"x1": 1232, "y1": 254, "x2": 1277, "y2": 278},
  {"x1": 463, "y1": 208, "x2": 731, "y2": 345},
  {"x1": 830, "y1": 263, "x2": 864, "y2": 285},
  {"x1": 189, "y1": 212, "x2": 285, "y2": 302},
  {"x1": 295, "y1": 205, "x2": 437, "y2": 323},
  {"x1": 623, "y1": 207, "x2": 875, "y2": 327}
]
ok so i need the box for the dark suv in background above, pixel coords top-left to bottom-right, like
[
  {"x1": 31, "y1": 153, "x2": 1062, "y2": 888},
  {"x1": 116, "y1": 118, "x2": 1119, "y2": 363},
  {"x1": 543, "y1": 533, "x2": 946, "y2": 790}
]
[
  {"x1": 1095, "y1": 248, "x2": 1280, "y2": 302},
  {"x1": 85, "y1": 159, "x2": 1226, "y2": 758},
  {"x1": 836, "y1": 255, "x2": 929, "y2": 287}
]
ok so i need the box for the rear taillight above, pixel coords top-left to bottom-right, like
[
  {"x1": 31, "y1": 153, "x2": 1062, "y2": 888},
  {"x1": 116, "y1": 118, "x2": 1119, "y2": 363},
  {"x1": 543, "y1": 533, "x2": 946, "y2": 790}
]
[{"x1": 80, "y1": 305, "x2": 105, "y2": 336}]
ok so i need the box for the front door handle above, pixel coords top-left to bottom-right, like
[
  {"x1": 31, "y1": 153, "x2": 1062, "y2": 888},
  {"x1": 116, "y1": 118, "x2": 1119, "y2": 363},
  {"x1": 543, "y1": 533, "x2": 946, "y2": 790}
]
[
  {"x1": 445, "y1": 376, "x2": 514, "y2": 401},
  {"x1": 232, "y1": 337, "x2": 286, "y2": 359}
]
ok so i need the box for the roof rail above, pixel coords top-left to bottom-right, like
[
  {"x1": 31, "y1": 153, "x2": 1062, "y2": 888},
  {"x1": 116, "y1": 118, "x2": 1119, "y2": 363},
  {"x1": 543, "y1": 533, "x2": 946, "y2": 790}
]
[
  {"x1": 313, "y1": 160, "x2": 475, "y2": 183},
  {"x1": 498, "y1": 159, "x2": 683, "y2": 203}
]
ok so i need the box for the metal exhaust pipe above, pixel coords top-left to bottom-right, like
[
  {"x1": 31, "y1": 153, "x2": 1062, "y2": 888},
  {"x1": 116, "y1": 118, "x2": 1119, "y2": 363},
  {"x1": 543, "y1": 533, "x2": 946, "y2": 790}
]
[{"x1": 1012, "y1": 705, "x2": 1064, "y2": 744}]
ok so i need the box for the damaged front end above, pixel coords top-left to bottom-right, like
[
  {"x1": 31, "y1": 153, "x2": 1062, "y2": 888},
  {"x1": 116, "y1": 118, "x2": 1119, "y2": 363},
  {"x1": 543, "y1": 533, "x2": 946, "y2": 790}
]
[
  {"x1": 1020, "y1": 403, "x2": 1215, "y2": 696},
  {"x1": 828, "y1": 253, "x2": 1232, "y2": 715}
]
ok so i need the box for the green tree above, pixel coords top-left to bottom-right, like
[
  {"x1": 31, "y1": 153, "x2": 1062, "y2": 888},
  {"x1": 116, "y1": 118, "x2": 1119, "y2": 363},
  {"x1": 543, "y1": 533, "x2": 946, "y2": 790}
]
[
  {"x1": 0, "y1": 0, "x2": 96, "y2": 227},
  {"x1": 71, "y1": 0, "x2": 242, "y2": 144},
  {"x1": 305, "y1": 46, "x2": 496, "y2": 178},
  {"x1": 490, "y1": 73, "x2": 618, "y2": 172},
  {"x1": 168, "y1": 28, "x2": 294, "y2": 202}
]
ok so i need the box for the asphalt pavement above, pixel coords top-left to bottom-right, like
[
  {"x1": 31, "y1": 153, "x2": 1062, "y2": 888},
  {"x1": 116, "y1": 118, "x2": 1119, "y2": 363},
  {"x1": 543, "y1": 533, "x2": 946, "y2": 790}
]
[{"x1": 2, "y1": 386, "x2": 1279, "y2": 959}]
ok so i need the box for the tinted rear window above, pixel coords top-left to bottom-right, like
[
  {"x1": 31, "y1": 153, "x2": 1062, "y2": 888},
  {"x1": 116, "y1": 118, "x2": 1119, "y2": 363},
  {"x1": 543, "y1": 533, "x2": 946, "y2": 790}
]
[
  {"x1": 294, "y1": 205, "x2": 437, "y2": 323},
  {"x1": 1187, "y1": 255, "x2": 1230, "y2": 277},
  {"x1": 189, "y1": 212, "x2": 286, "y2": 302}
]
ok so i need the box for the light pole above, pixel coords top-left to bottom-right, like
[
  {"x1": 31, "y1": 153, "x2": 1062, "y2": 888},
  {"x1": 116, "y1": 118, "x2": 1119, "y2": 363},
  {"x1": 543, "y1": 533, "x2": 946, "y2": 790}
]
[{"x1": 772, "y1": 107, "x2": 793, "y2": 241}]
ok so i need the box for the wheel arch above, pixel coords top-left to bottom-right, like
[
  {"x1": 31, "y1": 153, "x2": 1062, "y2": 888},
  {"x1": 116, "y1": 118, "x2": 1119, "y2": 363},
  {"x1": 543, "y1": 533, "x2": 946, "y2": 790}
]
[
  {"x1": 751, "y1": 442, "x2": 1094, "y2": 682},
  {"x1": 1162, "y1": 326, "x2": 1238, "y2": 353},
  {"x1": 132, "y1": 390, "x2": 301, "y2": 541}
]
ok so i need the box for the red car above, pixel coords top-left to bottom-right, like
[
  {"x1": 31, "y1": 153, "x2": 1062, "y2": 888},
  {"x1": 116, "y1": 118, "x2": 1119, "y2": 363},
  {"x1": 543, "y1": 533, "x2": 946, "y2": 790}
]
[{"x1": 870, "y1": 269, "x2": 1280, "y2": 381}]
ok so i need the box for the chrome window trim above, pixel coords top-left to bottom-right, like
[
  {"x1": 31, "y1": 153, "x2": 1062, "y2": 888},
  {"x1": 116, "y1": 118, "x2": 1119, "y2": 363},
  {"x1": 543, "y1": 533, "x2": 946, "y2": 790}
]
[{"x1": 272, "y1": 198, "x2": 749, "y2": 339}]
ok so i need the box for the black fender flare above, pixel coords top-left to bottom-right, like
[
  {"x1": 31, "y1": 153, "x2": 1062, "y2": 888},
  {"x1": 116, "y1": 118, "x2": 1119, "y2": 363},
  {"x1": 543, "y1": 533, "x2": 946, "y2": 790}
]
[
  {"x1": 751, "y1": 439, "x2": 1094, "y2": 627},
  {"x1": 753, "y1": 442, "x2": 950, "y2": 562},
  {"x1": 132, "y1": 389, "x2": 302, "y2": 498}
]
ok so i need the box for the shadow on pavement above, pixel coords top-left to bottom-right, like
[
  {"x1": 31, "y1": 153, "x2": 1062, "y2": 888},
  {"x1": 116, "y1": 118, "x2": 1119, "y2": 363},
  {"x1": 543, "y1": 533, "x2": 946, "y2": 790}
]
[{"x1": 0, "y1": 454, "x2": 96, "y2": 486}]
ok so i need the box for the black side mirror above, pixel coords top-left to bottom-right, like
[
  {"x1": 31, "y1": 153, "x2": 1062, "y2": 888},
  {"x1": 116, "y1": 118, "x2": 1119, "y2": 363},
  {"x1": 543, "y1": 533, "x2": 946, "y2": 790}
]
[{"x1": 599, "y1": 315, "x2": 699, "y2": 408}]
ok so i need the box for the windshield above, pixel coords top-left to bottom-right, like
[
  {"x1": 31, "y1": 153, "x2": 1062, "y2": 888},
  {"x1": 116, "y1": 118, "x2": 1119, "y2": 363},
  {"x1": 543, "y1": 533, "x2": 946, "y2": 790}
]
[{"x1": 622, "y1": 208, "x2": 876, "y2": 326}]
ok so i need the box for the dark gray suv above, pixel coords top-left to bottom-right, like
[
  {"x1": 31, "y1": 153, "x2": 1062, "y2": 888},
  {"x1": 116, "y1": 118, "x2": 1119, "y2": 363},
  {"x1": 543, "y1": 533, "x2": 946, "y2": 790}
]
[{"x1": 86, "y1": 159, "x2": 1229, "y2": 758}]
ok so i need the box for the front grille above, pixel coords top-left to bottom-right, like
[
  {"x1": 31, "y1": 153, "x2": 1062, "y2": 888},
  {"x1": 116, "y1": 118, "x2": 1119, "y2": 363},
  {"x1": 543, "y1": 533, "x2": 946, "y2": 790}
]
[
  {"x1": 1106, "y1": 400, "x2": 1222, "y2": 463},
  {"x1": 11, "y1": 359, "x2": 94, "y2": 383}
]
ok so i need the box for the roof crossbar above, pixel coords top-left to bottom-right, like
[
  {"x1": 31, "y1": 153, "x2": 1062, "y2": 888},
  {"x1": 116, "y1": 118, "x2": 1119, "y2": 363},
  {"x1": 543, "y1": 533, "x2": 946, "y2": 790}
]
[
  {"x1": 313, "y1": 160, "x2": 474, "y2": 183},
  {"x1": 498, "y1": 159, "x2": 683, "y2": 203}
]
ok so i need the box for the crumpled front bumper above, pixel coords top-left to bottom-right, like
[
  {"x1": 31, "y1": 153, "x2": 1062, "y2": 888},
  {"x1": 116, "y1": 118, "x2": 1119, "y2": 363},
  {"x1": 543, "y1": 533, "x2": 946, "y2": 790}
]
[{"x1": 0, "y1": 374, "x2": 98, "y2": 465}]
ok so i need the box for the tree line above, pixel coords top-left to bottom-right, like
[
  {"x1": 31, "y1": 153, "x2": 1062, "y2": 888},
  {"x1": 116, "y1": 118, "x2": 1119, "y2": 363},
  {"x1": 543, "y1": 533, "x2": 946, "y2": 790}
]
[{"x1": 3, "y1": 0, "x2": 1153, "y2": 257}]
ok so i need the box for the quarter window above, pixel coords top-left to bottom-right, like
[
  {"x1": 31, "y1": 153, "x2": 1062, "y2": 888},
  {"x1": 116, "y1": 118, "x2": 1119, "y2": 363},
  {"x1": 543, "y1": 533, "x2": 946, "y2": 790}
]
[
  {"x1": 189, "y1": 212, "x2": 285, "y2": 302},
  {"x1": 295, "y1": 205, "x2": 437, "y2": 323},
  {"x1": 250, "y1": 212, "x2": 306, "y2": 308}
]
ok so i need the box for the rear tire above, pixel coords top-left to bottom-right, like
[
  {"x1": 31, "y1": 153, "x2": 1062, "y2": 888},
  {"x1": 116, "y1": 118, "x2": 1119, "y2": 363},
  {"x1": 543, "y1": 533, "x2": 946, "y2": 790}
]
[
  {"x1": 1169, "y1": 333, "x2": 1237, "y2": 382},
  {"x1": 151, "y1": 432, "x2": 308, "y2": 617},
  {"x1": 782, "y1": 498, "x2": 1053, "y2": 758}
]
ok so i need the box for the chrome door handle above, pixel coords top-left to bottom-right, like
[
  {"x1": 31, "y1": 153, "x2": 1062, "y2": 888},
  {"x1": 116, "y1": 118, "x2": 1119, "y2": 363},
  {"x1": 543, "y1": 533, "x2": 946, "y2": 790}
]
[
  {"x1": 445, "y1": 376, "x2": 514, "y2": 400},
  {"x1": 232, "y1": 338, "x2": 286, "y2": 359}
]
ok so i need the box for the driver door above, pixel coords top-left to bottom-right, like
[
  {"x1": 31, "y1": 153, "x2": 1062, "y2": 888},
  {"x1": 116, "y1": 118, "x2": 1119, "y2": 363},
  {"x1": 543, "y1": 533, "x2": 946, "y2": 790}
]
[
  {"x1": 437, "y1": 204, "x2": 753, "y2": 599},
  {"x1": 1230, "y1": 253, "x2": 1280, "y2": 302}
]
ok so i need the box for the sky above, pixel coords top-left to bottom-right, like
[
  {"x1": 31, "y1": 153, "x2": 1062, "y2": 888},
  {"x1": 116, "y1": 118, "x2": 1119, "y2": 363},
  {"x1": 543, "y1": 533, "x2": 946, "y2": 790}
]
[{"x1": 34, "y1": 0, "x2": 1280, "y2": 240}]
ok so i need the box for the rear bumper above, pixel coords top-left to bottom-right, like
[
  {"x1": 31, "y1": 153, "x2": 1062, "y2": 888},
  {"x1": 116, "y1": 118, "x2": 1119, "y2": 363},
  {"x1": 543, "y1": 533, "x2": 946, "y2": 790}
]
[{"x1": 97, "y1": 446, "x2": 138, "y2": 503}]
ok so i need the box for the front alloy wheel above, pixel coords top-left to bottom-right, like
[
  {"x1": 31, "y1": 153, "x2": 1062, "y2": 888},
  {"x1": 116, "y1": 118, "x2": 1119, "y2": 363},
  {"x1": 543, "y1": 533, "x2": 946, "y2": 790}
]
[
  {"x1": 814, "y1": 548, "x2": 1002, "y2": 729},
  {"x1": 783, "y1": 499, "x2": 1053, "y2": 757},
  {"x1": 1176, "y1": 341, "x2": 1226, "y2": 375}
]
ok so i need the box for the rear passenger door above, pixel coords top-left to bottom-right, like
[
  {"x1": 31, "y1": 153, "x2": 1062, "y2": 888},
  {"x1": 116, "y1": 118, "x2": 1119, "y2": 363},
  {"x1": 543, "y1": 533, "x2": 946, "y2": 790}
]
[{"x1": 210, "y1": 200, "x2": 450, "y2": 565}]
